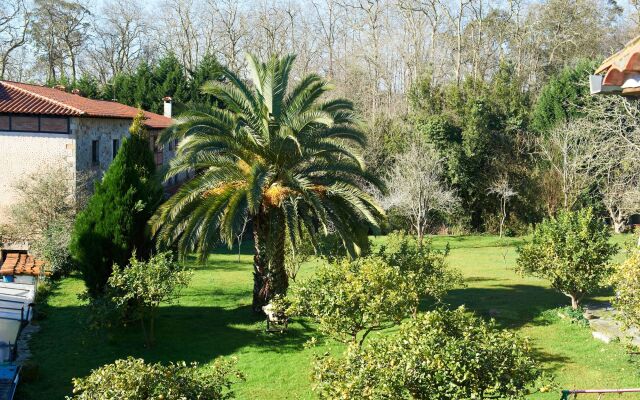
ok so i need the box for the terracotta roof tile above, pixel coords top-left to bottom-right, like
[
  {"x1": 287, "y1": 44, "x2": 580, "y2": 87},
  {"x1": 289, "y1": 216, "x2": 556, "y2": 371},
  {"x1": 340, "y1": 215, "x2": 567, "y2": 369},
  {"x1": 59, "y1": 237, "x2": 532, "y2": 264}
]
[
  {"x1": 0, "y1": 253, "x2": 48, "y2": 277},
  {"x1": 0, "y1": 81, "x2": 173, "y2": 129}
]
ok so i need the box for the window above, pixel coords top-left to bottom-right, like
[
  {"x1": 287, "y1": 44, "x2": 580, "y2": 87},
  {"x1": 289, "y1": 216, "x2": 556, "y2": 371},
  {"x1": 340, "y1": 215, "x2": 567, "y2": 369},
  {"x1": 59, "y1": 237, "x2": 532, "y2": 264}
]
[
  {"x1": 40, "y1": 117, "x2": 68, "y2": 133},
  {"x1": 112, "y1": 139, "x2": 120, "y2": 160},
  {"x1": 0, "y1": 115, "x2": 69, "y2": 133},
  {"x1": 0, "y1": 116, "x2": 9, "y2": 130},
  {"x1": 150, "y1": 135, "x2": 163, "y2": 167},
  {"x1": 92, "y1": 140, "x2": 100, "y2": 166},
  {"x1": 11, "y1": 116, "x2": 38, "y2": 131}
]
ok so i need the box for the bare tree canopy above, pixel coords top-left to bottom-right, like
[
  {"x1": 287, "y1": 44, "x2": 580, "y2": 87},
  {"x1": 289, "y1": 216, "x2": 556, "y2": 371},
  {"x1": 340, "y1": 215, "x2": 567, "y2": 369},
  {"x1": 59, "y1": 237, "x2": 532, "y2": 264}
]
[
  {"x1": 383, "y1": 140, "x2": 458, "y2": 245},
  {"x1": 1, "y1": 0, "x2": 629, "y2": 116},
  {"x1": 0, "y1": 0, "x2": 29, "y2": 79}
]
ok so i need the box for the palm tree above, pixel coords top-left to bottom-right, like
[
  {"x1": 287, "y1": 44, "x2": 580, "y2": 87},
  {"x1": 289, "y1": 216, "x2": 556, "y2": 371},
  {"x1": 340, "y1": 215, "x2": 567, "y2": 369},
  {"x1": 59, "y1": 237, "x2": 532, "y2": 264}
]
[{"x1": 152, "y1": 54, "x2": 384, "y2": 312}]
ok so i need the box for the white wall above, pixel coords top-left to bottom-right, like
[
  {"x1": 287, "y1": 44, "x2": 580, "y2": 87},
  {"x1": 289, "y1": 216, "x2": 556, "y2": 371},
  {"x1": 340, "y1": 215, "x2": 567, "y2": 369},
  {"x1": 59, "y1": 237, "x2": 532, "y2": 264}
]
[{"x1": 0, "y1": 131, "x2": 75, "y2": 221}]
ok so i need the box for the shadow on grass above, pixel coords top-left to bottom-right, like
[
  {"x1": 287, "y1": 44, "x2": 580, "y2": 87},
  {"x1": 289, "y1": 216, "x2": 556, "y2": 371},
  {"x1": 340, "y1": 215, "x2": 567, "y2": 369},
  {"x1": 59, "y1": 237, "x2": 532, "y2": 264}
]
[
  {"x1": 192, "y1": 260, "x2": 253, "y2": 272},
  {"x1": 443, "y1": 284, "x2": 569, "y2": 329},
  {"x1": 531, "y1": 347, "x2": 573, "y2": 374},
  {"x1": 22, "y1": 300, "x2": 314, "y2": 400}
]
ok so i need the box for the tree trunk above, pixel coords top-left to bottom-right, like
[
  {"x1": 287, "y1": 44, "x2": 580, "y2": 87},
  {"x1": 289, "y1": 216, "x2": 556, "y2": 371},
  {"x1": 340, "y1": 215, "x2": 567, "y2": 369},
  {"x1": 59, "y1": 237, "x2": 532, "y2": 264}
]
[
  {"x1": 149, "y1": 310, "x2": 155, "y2": 347},
  {"x1": 568, "y1": 293, "x2": 582, "y2": 310},
  {"x1": 268, "y1": 210, "x2": 288, "y2": 298},
  {"x1": 252, "y1": 209, "x2": 288, "y2": 312},
  {"x1": 252, "y1": 211, "x2": 269, "y2": 313}
]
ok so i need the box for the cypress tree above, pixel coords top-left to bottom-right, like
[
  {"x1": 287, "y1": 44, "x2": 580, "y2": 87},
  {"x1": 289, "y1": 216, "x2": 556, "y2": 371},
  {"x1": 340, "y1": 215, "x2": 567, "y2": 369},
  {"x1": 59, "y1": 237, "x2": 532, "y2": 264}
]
[{"x1": 71, "y1": 110, "x2": 163, "y2": 297}]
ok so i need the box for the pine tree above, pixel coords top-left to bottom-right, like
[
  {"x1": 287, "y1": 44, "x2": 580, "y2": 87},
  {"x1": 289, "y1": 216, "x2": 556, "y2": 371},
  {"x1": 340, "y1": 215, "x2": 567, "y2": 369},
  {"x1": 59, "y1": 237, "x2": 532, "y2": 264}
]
[{"x1": 71, "y1": 110, "x2": 163, "y2": 297}]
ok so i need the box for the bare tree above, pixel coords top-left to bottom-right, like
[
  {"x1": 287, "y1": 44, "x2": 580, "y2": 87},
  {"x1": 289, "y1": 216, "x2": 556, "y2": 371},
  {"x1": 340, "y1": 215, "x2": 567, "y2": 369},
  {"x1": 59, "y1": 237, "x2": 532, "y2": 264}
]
[
  {"x1": 599, "y1": 163, "x2": 640, "y2": 234},
  {"x1": 31, "y1": 0, "x2": 91, "y2": 83},
  {"x1": 311, "y1": 0, "x2": 343, "y2": 78},
  {"x1": 4, "y1": 164, "x2": 77, "y2": 241},
  {"x1": 537, "y1": 120, "x2": 595, "y2": 212},
  {"x1": 0, "y1": 0, "x2": 29, "y2": 80},
  {"x1": 578, "y1": 96, "x2": 640, "y2": 234},
  {"x1": 206, "y1": 0, "x2": 247, "y2": 73},
  {"x1": 88, "y1": 0, "x2": 148, "y2": 83},
  {"x1": 488, "y1": 177, "x2": 517, "y2": 238},
  {"x1": 383, "y1": 141, "x2": 458, "y2": 246}
]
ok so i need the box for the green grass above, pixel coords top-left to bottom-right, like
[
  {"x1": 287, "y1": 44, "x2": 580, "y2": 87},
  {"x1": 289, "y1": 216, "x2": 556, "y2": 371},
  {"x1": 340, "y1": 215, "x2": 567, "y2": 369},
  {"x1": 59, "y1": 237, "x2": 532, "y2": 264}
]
[{"x1": 18, "y1": 234, "x2": 640, "y2": 399}]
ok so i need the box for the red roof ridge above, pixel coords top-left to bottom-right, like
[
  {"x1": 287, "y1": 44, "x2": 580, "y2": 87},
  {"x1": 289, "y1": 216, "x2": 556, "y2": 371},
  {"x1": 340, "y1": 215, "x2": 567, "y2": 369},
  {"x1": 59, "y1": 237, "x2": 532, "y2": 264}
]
[{"x1": 1, "y1": 81, "x2": 85, "y2": 116}]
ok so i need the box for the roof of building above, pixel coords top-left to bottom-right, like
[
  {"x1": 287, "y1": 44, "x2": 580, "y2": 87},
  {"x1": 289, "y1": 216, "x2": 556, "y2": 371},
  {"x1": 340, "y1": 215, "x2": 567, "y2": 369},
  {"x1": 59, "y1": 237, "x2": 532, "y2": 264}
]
[
  {"x1": 594, "y1": 35, "x2": 640, "y2": 95},
  {"x1": 0, "y1": 80, "x2": 173, "y2": 129},
  {"x1": 0, "y1": 253, "x2": 48, "y2": 277}
]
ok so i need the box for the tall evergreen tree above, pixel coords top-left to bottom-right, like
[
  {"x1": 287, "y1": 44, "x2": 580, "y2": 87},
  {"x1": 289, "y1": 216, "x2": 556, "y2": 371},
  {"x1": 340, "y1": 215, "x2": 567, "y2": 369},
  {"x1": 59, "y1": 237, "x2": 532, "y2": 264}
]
[
  {"x1": 187, "y1": 53, "x2": 223, "y2": 107},
  {"x1": 531, "y1": 60, "x2": 597, "y2": 134},
  {"x1": 71, "y1": 111, "x2": 163, "y2": 297},
  {"x1": 152, "y1": 53, "x2": 189, "y2": 114}
]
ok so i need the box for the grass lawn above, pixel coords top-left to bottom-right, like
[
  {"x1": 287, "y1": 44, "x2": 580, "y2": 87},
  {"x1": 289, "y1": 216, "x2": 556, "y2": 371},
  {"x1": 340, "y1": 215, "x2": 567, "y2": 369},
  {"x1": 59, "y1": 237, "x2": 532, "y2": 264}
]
[{"x1": 18, "y1": 234, "x2": 640, "y2": 399}]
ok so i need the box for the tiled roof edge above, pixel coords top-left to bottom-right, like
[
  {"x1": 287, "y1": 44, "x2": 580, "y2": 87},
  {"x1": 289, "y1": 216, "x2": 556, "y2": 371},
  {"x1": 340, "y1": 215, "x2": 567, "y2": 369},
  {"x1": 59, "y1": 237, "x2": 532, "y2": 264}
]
[{"x1": 1, "y1": 81, "x2": 86, "y2": 116}]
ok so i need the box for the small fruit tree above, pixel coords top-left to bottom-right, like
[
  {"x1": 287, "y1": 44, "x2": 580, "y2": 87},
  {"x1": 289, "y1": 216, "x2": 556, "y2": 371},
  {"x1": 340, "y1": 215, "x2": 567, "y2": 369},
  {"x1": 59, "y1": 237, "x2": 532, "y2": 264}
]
[
  {"x1": 107, "y1": 252, "x2": 191, "y2": 346},
  {"x1": 313, "y1": 307, "x2": 542, "y2": 399},
  {"x1": 289, "y1": 233, "x2": 462, "y2": 346},
  {"x1": 516, "y1": 208, "x2": 617, "y2": 309},
  {"x1": 612, "y1": 249, "x2": 640, "y2": 329}
]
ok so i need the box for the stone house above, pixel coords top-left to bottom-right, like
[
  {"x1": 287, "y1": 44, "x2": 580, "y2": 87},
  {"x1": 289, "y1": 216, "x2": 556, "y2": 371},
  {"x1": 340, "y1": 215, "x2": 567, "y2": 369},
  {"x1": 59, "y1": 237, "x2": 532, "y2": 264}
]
[{"x1": 0, "y1": 80, "x2": 177, "y2": 220}]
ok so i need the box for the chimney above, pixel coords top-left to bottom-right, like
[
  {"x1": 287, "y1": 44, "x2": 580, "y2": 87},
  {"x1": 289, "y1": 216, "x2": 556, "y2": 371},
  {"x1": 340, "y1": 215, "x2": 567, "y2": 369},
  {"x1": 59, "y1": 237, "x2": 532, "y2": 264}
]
[
  {"x1": 71, "y1": 88, "x2": 81, "y2": 95},
  {"x1": 163, "y1": 96, "x2": 172, "y2": 118},
  {"x1": 54, "y1": 84, "x2": 67, "y2": 92}
]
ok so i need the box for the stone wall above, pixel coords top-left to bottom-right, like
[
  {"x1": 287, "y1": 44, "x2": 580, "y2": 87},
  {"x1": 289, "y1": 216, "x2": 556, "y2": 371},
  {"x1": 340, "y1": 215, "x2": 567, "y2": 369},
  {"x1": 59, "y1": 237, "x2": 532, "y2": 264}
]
[
  {"x1": 73, "y1": 117, "x2": 131, "y2": 180},
  {"x1": 75, "y1": 119, "x2": 178, "y2": 187}
]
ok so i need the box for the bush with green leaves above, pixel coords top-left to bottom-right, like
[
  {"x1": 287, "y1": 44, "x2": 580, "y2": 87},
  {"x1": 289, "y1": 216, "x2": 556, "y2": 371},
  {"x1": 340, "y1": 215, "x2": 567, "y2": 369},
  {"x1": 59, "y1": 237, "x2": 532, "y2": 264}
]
[
  {"x1": 612, "y1": 249, "x2": 640, "y2": 330},
  {"x1": 67, "y1": 356, "x2": 243, "y2": 400},
  {"x1": 30, "y1": 219, "x2": 75, "y2": 277},
  {"x1": 313, "y1": 307, "x2": 543, "y2": 399},
  {"x1": 289, "y1": 256, "x2": 416, "y2": 346},
  {"x1": 71, "y1": 111, "x2": 163, "y2": 297},
  {"x1": 376, "y1": 231, "x2": 462, "y2": 302},
  {"x1": 289, "y1": 236, "x2": 461, "y2": 345},
  {"x1": 107, "y1": 252, "x2": 191, "y2": 346},
  {"x1": 516, "y1": 208, "x2": 617, "y2": 309}
]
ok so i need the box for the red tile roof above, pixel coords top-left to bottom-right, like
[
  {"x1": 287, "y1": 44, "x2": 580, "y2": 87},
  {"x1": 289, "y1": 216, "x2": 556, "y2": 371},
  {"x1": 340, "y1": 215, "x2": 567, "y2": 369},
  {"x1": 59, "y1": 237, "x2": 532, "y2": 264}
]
[
  {"x1": 0, "y1": 80, "x2": 173, "y2": 129},
  {"x1": 0, "y1": 253, "x2": 48, "y2": 277},
  {"x1": 595, "y1": 36, "x2": 640, "y2": 93}
]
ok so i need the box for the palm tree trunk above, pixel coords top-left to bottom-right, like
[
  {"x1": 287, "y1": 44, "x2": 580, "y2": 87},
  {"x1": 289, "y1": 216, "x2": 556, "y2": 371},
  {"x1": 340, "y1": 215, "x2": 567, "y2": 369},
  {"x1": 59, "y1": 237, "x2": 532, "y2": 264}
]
[
  {"x1": 252, "y1": 211, "x2": 269, "y2": 313},
  {"x1": 268, "y1": 211, "x2": 288, "y2": 298},
  {"x1": 252, "y1": 209, "x2": 289, "y2": 313}
]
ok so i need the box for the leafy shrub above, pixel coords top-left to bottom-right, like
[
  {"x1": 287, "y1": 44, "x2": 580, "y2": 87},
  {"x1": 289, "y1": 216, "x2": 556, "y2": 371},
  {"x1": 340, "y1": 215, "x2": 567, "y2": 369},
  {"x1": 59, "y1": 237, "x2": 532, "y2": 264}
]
[
  {"x1": 559, "y1": 306, "x2": 589, "y2": 326},
  {"x1": 289, "y1": 256, "x2": 416, "y2": 346},
  {"x1": 107, "y1": 252, "x2": 191, "y2": 346},
  {"x1": 612, "y1": 249, "x2": 640, "y2": 330},
  {"x1": 30, "y1": 220, "x2": 74, "y2": 277},
  {"x1": 516, "y1": 208, "x2": 617, "y2": 309},
  {"x1": 67, "y1": 357, "x2": 244, "y2": 400},
  {"x1": 289, "y1": 235, "x2": 461, "y2": 345},
  {"x1": 313, "y1": 307, "x2": 543, "y2": 399},
  {"x1": 376, "y1": 231, "x2": 463, "y2": 301}
]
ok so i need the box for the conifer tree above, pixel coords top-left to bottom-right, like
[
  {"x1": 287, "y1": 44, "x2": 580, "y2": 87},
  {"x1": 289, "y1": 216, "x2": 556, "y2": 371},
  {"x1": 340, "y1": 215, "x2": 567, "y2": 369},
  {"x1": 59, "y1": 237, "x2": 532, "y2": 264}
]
[{"x1": 71, "y1": 110, "x2": 163, "y2": 297}]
